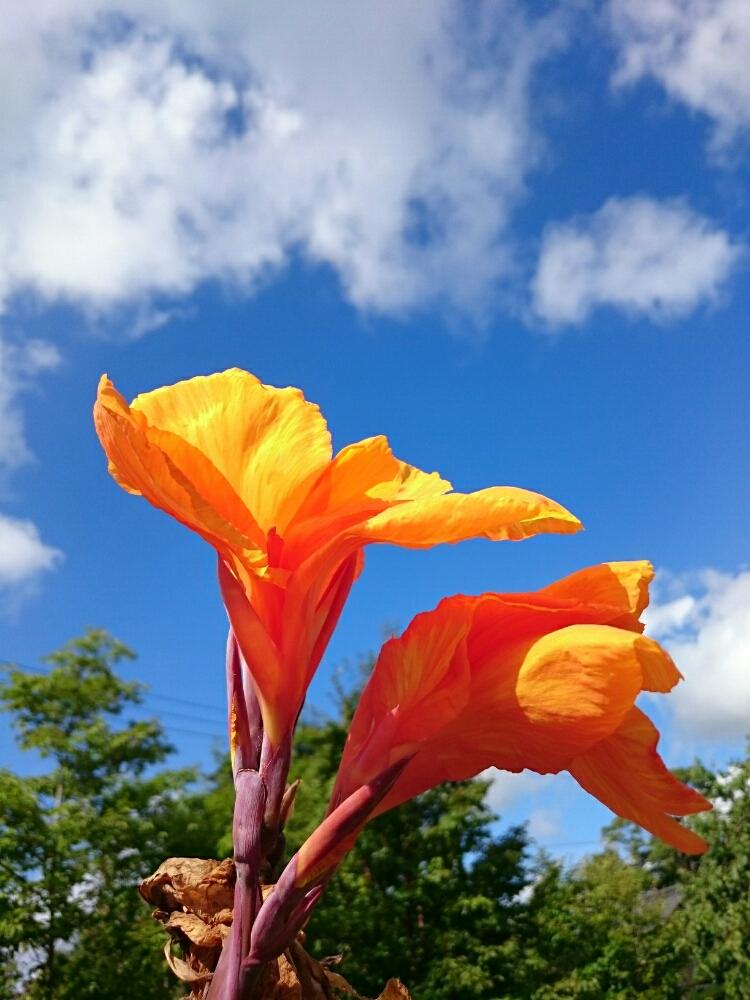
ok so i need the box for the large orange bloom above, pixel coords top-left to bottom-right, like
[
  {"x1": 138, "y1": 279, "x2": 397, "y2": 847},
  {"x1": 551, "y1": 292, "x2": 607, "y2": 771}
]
[
  {"x1": 94, "y1": 368, "x2": 581, "y2": 746},
  {"x1": 296, "y1": 562, "x2": 709, "y2": 887}
]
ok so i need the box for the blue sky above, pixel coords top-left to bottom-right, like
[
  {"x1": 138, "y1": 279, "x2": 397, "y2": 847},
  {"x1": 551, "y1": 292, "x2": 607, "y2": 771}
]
[{"x1": 1, "y1": 1, "x2": 749, "y2": 860}]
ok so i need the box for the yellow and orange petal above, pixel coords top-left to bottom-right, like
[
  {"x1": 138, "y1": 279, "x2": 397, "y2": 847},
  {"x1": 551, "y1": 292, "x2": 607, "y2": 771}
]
[
  {"x1": 95, "y1": 368, "x2": 583, "y2": 748},
  {"x1": 569, "y1": 707, "x2": 709, "y2": 854},
  {"x1": 333, "y1": 564, "x2": 709, "y2": 854},
  {"x1": 95, "y1": 376, "x2": 266, "y2": 574},
  {"x1": 281, "y1": 434, "x2": 581, "y2": 570},
  {"x1": 94, "y1": 371, "x2": 337, "y2": 575},
  {"x1": 359, "y1": 486, "x2": 582, "y2": 548},
  {"x1": 539, "y1": 560, "x2": 653, "y2": 632},
  {"x1": 130, "y1": 369, "x2": 333, "y2": 535}
]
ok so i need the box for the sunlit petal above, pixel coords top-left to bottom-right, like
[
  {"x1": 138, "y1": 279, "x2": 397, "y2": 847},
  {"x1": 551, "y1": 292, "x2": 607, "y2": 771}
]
[
  {"x1": 569, "y1": 707, "x2": 710, "y2": 854},
  {"x1": 360, "y1": 486, "x2": 582, "y2": 547}
]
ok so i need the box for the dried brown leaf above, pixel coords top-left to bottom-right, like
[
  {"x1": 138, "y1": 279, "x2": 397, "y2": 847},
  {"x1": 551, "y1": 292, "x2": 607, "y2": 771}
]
[
  {"x1": 376, "y1": 981, "x2": 412, "y2": 1000},
  {"x1": 162, "y1": 941, "x2": 213, "y2": 986},
  {"x1": 164, "y1": 912, "x2": 229, "y2": 950},
  {"x1": 140, "y1": 857, "x2": 235, "y2": 922},
  {"x1": 140, "y1": 858, "x2": 412, "y2": 999}
]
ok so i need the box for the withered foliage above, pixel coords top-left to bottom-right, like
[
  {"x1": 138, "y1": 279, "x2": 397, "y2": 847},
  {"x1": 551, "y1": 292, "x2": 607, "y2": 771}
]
[{"x1": 140, "y1": 858, "x2": 411, "y2": 1000}]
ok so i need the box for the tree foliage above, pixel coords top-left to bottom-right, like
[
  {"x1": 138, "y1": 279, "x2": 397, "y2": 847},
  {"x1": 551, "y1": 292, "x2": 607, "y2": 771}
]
[
  {"x1": 604, "y1": 753, "x2": 750, "y2": 999},
  {"x1": 1, "y1": 632, "x2": 749, "y2": 998},
  {"x1": 0, "y1": 630, "x2": 206, "y2": 999},
  {"x1": 679, "y1": 752, "x2": 750, "y2": 996}
]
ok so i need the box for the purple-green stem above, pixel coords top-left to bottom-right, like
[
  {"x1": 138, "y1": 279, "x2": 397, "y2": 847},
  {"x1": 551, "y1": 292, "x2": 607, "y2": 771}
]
[
  {"x1": 208, "y1": 630, "x2": 296, "y2": 999},
  {"x1": 210, "y1": 629, "x2": 406, "y2": 996},
  {"x1": 246, "y1": 755, "x2": 414, "y2": 968},
  {"x1": 208, "y1": 768, "x2": 266, "y2": 1000}
]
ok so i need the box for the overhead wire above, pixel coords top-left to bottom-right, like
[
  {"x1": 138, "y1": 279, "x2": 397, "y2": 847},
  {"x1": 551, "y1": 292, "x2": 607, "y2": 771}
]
[
  {"x1": 1, "y1": 658, "x2": 227, "y2": 714},
  {"x1": 1, "y1": 657, "x2": 227, "y2": 742}
]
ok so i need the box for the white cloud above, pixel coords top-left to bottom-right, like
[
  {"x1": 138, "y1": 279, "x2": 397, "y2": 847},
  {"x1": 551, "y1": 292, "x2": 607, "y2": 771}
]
[
  {"x1": 0, "y1": 2, "x2": 561, "y2": 605},
  {"x1": 609, "y1": 0, "x2": 750, "y2": 150},
  {"x1": 645, "y1": 569, "x2": 750, "y2": 743},
  {"x1": 527, "y1": 807, "x2": 562, "y2": 841},
  {"x1": 0, "y1": 337, "x2": 63, "y2": 599},
  {"x1": 482, "y1": 768, "x2": 553, "y2": 814},
  {"x1": 0, "y1": 336, "x2": 61, "y2": 470},
  {"x1": 0, "y1": 513, "x2": 63, "y2": 590},
  {"x1": 532, "y1": 196, "x2": 740, "y2": 326},
  {"x1": 0, "y1": 2, "x2": 564, "y2": 320}
]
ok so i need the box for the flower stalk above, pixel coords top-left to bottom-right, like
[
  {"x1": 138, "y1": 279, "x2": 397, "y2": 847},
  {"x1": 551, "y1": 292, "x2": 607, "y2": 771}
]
[
  {"x1": 94, "y1": 369, "x2": 712, "y2": 998},
  {"x1": 208, "y1": 769, "x2": 266, "y2": 1000}
]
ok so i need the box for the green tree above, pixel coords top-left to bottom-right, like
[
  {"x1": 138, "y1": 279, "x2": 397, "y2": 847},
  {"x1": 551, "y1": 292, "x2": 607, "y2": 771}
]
[
  {"x1": 616, "y1": 752, "x2": 749, "y2": 998},
  {"x1": 678, "y1": 750, "x2": 750, "y2": 997},
  {"x1": 0, "y1": 629, "x2": 207, "y2": 999},
  {"x1": 513, "y1": 850, "x2": 687, "y2": 999},
  {"x1": 597, "y1": 748, "x2": 750, "y2": 998}
]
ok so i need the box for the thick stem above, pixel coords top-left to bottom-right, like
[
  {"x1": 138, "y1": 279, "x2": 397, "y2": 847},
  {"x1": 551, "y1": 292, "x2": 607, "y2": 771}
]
[
  {"x1": 248, "y1": 757, "x2": 414, "y2": 967},
  {"x1": 214, "y1": 629, "x2": 298, "y2": 996},
  {"x1": 259, "y1": 732, "x2": 293, "y2": 872},
  {"x1": 207, "y1": 769, "x2": 266, "y2": 1000}
]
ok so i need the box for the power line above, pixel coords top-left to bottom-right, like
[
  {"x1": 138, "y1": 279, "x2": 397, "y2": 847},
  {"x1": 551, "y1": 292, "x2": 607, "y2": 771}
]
[
  {"x1": 541, "y1": 839, "x2": 604, "y2": 849},
  {"x1": 161, "y1": 725, "x2": 226, "y2": 741},
  {"x1": 129, "y1": 704, "x2": 227, "y2": 726},
  {"x1": 129, "y1": 715, "x2": 225, "y2": 739},
  {"x1": 2, "y1": 657, "x2": 229, "y2": 742},
  {"x1": 143, "y1": 691, "x2": 226, "y2": 715},
  {"x1": 1, "y1": 659, "x2": 227, "y2": 715}
]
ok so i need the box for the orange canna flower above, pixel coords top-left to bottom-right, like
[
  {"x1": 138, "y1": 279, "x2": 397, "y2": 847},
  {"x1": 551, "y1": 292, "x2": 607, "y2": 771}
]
[
  {"x1": 294, "y1": 561, "x2": 710, "y2": 889},
  {"x1": 94, "y1": 368, "x2": 581, "y2": 748}
]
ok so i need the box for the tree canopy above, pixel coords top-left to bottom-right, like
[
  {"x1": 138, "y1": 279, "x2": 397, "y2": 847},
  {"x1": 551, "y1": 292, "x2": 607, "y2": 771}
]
[{"x1": 1, "y1": 631, "x2": 748, "y2": 998}]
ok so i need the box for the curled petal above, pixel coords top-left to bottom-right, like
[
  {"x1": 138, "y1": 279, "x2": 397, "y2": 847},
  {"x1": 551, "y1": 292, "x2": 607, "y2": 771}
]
[
  {"x1": 360, "y1": 486, "x2": 582, "y2": 547},
  {"x1": 333, "y1": 568, "x2": 709, "y2": 855},
  {"x1": 569, "y1": 707, "x2": 710, "y2": 854},
  {"x1": 293, "y1": 436, "x2": 449, "y2": 523},
  {"x1": 95, "y1": 377, "x2": 265, "y2": 570},
  {"x1": 95, "y1": 371, "x2": 335, "y2": 570},
  {"x1": 281, "y1": 435, "x2": 451, "y2": 563},
  {"x1": 131, "y1": 369, "x2": 333, "y2": 534},
  {"x1": 539, "y1": 560, "x2": 654, "y2": 631},
  {"x1": 467, "y1": 562, "x2": 656, "y2": 670},
  {"x1": 633, "y1": 634, "x2": 682, "y2": 692},
  {"x1": 514, "y1": 626, "x2": 678, "y2": 762}
]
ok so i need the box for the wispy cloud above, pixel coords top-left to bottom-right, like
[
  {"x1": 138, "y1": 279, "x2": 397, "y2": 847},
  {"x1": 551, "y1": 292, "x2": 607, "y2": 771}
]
[
  {"x1": 0, "y1": 338, "x2": 62, "y2": 601},
  {"x1": 609, "y1": 0, "x2": 750, "y2": 152},
  {"x1": 0, "y1": 513, "x2": 63, "y2": 595},
  {"x1": 532, "y1": 196, "x2": 740, "y2": 327},
  {"x1": 483, "y1": 768, "x2": 553, "y2": 814},
  {"x1": 0, "y1": 337, "x2": 61, "y2": 470}
]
